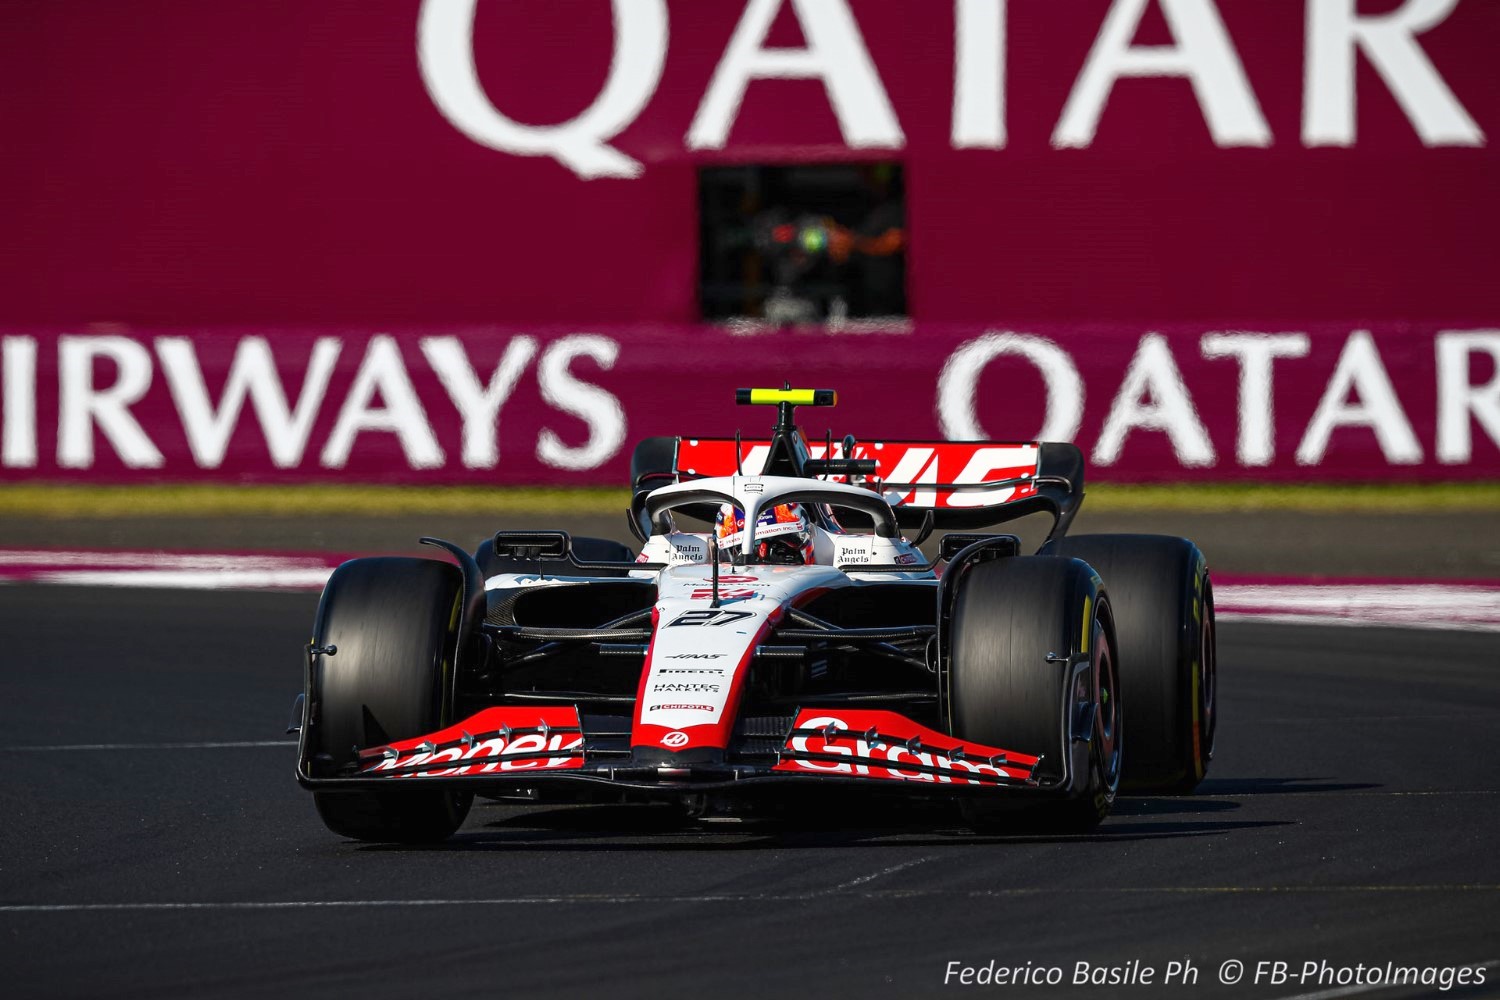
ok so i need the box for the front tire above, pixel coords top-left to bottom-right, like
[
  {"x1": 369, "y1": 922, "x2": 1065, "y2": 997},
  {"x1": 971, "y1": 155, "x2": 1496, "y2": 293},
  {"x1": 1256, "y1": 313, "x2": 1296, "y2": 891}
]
[
  {"x1": 1044, "y1": 534, "x2": 1215, "y2": 793},
  {"x1": 307, "y1": 557, "x2": 473, "y2": 843},
  {"x1": 947, "y1": 556, "x2": 1122, "y2": 832}
]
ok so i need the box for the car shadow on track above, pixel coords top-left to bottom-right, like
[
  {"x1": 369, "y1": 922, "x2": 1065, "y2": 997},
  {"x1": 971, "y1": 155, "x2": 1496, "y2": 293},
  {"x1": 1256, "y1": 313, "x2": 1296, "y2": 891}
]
[
  {"x1": 350, "y1": 799, "x2": 1293, "y2": 853},
  {"x1": 1191, "y1": 776, "x2": 1381, "y2": 795},
  {"x1": 1110, "y1": 796, "x2": 1241, "y2": 816}
]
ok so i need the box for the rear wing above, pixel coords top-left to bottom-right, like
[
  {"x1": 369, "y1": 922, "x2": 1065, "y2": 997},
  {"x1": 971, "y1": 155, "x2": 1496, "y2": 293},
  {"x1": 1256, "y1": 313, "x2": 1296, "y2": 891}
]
[{"x1": 632, "y1": 435, "x2": 1085, "y2": 534}]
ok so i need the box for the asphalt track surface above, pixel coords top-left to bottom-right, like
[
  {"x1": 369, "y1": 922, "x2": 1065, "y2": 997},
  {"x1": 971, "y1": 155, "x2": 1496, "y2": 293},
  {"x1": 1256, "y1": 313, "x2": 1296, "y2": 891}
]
[{"x1": 3, "y1": 586, "x2": 1498, "y2": 999}]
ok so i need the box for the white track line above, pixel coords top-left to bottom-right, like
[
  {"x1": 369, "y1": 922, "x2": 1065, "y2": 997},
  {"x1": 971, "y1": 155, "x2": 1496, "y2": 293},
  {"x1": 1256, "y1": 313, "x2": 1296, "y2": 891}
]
[
  {"x1": 3, "y1": 885, "x2": 1496, "y2": 914},
  {"x1": 822, "y1": 855, "x2": 934, "y2": 893},
  {"x1": 0, "y1": 550, "x2": 332, "y2": 570},
  {"x1": 1217, "y1": 611, "x2": 1500, "y2": 633},
  {"x1": 30, "y1": 569, "x2": 336, "y2": 590},
  {"x1": 0, "y1": 899, "x2": 739, "y2": 913}
]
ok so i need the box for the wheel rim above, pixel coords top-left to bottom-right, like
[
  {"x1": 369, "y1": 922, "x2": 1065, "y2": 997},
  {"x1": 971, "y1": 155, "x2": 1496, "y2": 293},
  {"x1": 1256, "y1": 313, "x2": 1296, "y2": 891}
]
[
  {"x1": 1198, "y1": 593, "x2": 1217, "y2": 761},
  {"x1": 1094, "y1": 622, "x2": 1122, "y2": 792}
]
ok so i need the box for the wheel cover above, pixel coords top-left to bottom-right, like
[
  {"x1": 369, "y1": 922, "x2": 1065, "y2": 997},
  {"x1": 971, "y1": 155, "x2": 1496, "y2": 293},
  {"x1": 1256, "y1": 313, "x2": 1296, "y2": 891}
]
[
  {"x1": 1093, "y1": 621, "x2": 1122, "y2": 793},
  {"x1": 1198, "y1": 595, "x2": 1217, "y2": 762}
]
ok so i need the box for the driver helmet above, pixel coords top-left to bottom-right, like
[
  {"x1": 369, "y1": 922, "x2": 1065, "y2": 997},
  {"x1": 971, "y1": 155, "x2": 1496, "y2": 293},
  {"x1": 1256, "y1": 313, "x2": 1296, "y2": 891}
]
[{"x1": 715, "y1": 502, "x2": 814, "y2": 565}]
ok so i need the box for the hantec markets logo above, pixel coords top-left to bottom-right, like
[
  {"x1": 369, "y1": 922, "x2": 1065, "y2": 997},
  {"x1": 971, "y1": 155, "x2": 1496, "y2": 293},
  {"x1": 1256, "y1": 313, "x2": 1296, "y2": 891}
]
[{"x1": 651, "y1": 682, "x2": 721, "y2": 693}]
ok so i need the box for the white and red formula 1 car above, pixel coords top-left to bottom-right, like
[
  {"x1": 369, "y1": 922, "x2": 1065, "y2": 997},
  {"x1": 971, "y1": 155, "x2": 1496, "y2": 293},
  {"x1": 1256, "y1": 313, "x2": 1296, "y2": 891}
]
[{"x1": 295, "y1": 388, "x2": 1216, "y2": 842}]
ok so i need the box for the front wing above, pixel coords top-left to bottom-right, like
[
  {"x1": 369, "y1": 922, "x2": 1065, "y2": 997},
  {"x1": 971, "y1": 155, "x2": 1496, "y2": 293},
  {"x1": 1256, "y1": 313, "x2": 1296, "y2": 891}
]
[{"x1": 299, "y1": 705, "x2": 1049, "y2": 797}]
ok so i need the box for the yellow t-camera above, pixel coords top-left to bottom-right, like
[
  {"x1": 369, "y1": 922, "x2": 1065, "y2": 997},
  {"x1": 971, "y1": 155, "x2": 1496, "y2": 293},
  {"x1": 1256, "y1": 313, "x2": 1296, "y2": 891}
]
[{"x1": 735, "y1": 388, "x2": 837, "y2": 407}]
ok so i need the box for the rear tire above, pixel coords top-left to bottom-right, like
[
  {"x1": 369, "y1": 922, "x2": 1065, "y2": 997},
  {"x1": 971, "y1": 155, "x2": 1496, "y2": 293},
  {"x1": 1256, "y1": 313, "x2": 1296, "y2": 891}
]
[
  {"x1": 947, "y1": 557, "x2": 1122, "y2": 832},
  {"x1": 307, "y1": 557, "x2": 473, "y2": 843},
  {"x1": 1043, "y1": 534, "x2": 1215, "y2": 793}
]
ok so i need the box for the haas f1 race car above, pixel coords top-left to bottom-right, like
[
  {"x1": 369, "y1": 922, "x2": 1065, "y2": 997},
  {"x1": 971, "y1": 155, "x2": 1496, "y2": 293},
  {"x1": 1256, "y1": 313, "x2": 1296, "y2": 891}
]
[{"x1": 294, "y1": 388, "x2": 1217, "y2": 841}]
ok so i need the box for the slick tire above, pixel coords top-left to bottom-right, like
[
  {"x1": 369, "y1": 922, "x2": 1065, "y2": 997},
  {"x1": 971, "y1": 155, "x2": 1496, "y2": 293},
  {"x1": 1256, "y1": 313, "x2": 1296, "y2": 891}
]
[
  {"x1": 307, "y1": 557, "x2": 473, "y2": 843},
  {"x1": 1042, "y1": 534, "x2": 1215, "y2": 793},
  {"x1": 947, "y1": 557, "x2": 1122, "y2": 833}
]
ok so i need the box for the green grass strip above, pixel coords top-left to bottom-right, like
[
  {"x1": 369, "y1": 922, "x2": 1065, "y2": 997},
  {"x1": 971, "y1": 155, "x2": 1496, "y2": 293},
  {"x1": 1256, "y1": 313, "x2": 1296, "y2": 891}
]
[
  {"x1": 1082, "y1": 481, "x2": 1500, "y2": 512},
  {"x1": 0, "y1": 481, "x2": 1496, "y2": 518}
]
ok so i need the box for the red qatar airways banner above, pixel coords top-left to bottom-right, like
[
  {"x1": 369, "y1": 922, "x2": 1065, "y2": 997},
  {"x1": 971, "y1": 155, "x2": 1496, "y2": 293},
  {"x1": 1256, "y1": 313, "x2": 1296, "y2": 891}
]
[
  {"x1": 3, "y1": 2, "x2": 1497, "y2": 484},
  {"x1": 1, "y1": 326, "x2": 1495, "y2": 484}
]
